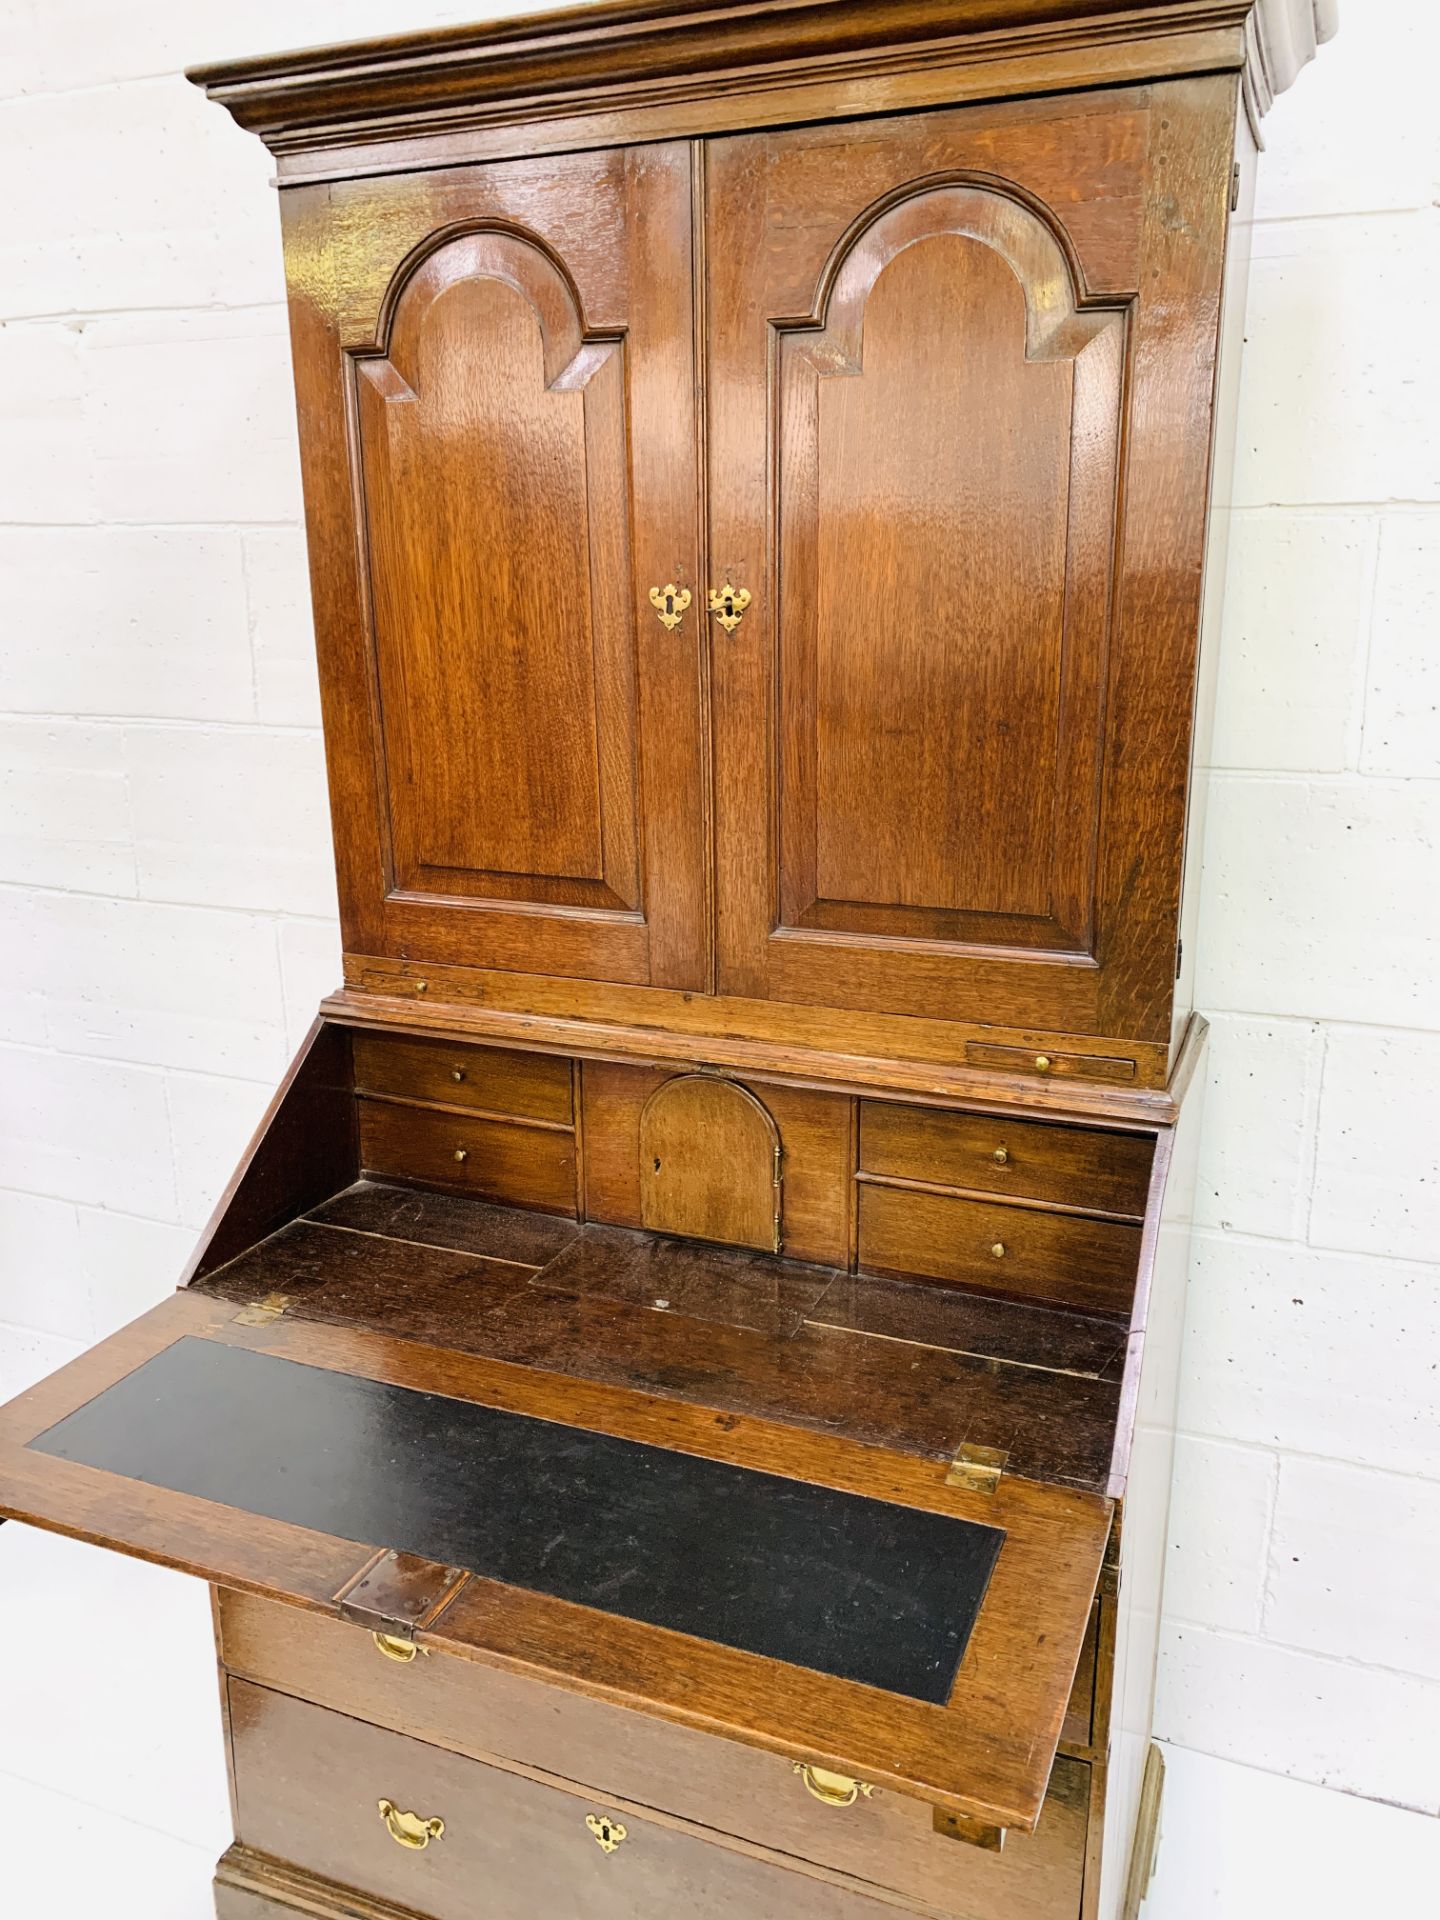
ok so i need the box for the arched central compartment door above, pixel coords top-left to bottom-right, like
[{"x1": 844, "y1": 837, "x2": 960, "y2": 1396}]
[
  {"x1": 640, "y1": 1075, "x2": 783, "y2": 1253},
  {"x1": 704, "y1": 102, "x2": 1197, "y2": 1042}
]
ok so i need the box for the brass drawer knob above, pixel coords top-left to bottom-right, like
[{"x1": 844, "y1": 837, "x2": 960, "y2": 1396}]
[
  {"x1": 453, "y1": 1147, "x2": 468, "y2": 1163},
  {"x1": 586, "y1": 1813, "x2": 627, "y2": 1853},
  {"x1": 793, "y1": 1762, "x2": 874, "y2": 1807},
  {"x1": 990, "y1": 1242, "x2": 1007, "y2": 1259},
  {"x1": 372, "y1": 1631, "x2": 428, "y2": 1663},
  {"x1": 378, "y1": 1800, "x2": 444, "y2": 1850},
  {"x1": 1034, "y1": 1054, "x2": 1052, "y2": 1071},
  {"x1": 450, "y1": 1067, "x2": 466, "y2": 1083},
  {"x1": 991, "y1": 1146, "x2": 1009, "y2": 1165}
]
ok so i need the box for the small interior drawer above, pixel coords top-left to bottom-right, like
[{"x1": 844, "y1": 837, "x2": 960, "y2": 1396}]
[
  {"x1": 357, "y1": 1097, "x2": 576, "y2": 1214},
  {"x1": 859, "y1": 1103, "x2": 1153, "y2": 1219},
  {"x1": 857, "y1": 1185, "x2": 1140, "y2": 1317},
  {"x1": 353, "y1": 1033, "x2": 572, "y2": 1124},
  {"x1": 219, "y1": 1594, "x2": 1088, "y2": 1920}
]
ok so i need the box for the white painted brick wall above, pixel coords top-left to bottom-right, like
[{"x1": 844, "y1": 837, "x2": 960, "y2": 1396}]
[{"x1": 0, "y1": 2, "x2": 1436, "y2": 1913}]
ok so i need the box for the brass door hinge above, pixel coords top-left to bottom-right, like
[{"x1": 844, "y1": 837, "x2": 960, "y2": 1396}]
[
  {"x1": 945, "y1": 1443, "x2": 1008, "y2": 1495},
  {"x1": 1230, "y1": 161, "x2": 1241, "y2": 211},
  {"x1": 233, "y1": 1292, "x2": 289, "y2": 1326},
  {"x1": 772, "y1": 1140, "x2": 784, "y2": 1254}
]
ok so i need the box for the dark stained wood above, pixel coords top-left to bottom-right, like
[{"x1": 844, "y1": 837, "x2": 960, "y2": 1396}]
[
  {"x1": 353, "y1": 1033, "x2": 573, "y2": 1123},
  {"x1": 584, "y1": 1061, "x2": 854, "y2": 1262},
  {"x1": 807, "y1": 1271, "x2": 1129, "y2": 1379},
  {"x1": 219, "y1": 1592, "x2": 1090, "y2": 1920},
  {"x1": 185, "y1": 1196, "x2": 1120, "y2": 1489},
  {"x1": 532, "y1": 1225, "x2": 839, "y2": 1337},
  {"x1": 638, "y1": 1075, "x2": 780, "y2": 1251},
  {"x1": 858, "y1": 1185, "x2": 1140, "y2": 1318},
  {"x1": 195, "y1": 1221, "x2": 535, "y2": 1341},
  {"x1": 310, "y1": 1179, "x2": 579, "y2": 1265},
  {"x1": 357, "y1": 1098, "x2": 576, "y2": 1215},
  {"x1": 859, "y1": 1103, "x2": 1155, "y2": 1219},
  {"x1": 183, "y1": 1020, "x2": 356, "y2": 1286}
]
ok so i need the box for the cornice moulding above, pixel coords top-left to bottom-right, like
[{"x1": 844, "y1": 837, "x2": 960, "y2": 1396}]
[{"x1": 188, "y1": 0, "x2": 1334, "y2": 155}]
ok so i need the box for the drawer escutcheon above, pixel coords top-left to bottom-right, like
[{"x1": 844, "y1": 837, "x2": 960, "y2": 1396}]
[{"x1": 585, "y1": 1813, "x2": 627, "y2": 1853}]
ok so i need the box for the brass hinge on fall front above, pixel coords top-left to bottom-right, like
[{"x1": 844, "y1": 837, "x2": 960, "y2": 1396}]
[
  {"x1": 1230, "y1": 161, "x2": 1241, "y2": 210},
  {"x1": 945, "y1": 1443, "x2": 1009, "y2": 1495},
  {"x1": 232, "y1": 1291, "x2": 289, "y2": 1326}
]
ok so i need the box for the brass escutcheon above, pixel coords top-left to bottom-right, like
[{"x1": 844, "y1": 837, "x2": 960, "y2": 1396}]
[
  {"x1": 707, "y1": 582, "x2": 752, "y2": 632},
  {"x1": 793, "y1": 1762, "x2": 874, "y2": 1808},
  {"x1": 378, "y1": 1799, "x2": 444, "y2": 1850},
  {"x1": 585, "y1": 1813, "x2": 627, "y2": 1853},
  {"x1": 648, "y1": 583, "x2": 692, "y2": 632}
]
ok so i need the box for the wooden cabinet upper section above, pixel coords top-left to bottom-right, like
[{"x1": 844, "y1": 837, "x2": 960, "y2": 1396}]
[{"x1": 191, "y1": 0, "x2": 1318, "y2": 1092}]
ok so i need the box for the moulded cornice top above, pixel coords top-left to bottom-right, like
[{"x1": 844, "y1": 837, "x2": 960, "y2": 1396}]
[{"x1": 188, "y1": 0, "x2": 1334, "y2": 154}]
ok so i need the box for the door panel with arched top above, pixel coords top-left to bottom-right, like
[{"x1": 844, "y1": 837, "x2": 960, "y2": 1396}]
[
  {"x1": 283, "y1": 144, "x2": 707, "y2": 988},
  {"x1": 707, "y1": 89, "x2": 1232, "y2": 1041}
]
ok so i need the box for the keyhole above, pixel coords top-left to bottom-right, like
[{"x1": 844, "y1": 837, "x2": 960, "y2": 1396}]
[{"x1": 653, "y1": 1157, "x2": 662, "y2": 1173}]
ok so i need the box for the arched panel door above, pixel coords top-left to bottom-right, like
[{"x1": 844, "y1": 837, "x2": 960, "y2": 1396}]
[
  {"x1": 283, "y1": 145, "x2": 706, "y2": 990},
  {"x1": 706, "y1": 96, "x2": 1229, "y2": 1045}
]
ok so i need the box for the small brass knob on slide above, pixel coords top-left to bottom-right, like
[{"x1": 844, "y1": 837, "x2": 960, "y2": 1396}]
[
  {"x1": 378, "y1": 1800, "x2": 444, "y2": 1850},
  {"x1": 450, "y1": 1067, "x2": 466, "y2": 1083},
  {"x1": 990, "y1": 1243, "x2": 1007, "y2": 1259},
  {"x1": 1034, "y1": 1054, "x2": 1052, "y2": 1072},
  {"x1": 453, "y1": 1147, "x2": 468, "y2": 1163},
  {"x1": 991, "y1": 1147, "x2": 1009, "y2": 1165}
]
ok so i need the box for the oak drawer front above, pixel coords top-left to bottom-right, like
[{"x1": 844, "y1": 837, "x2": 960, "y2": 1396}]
[
  {"x1": 859, "y1": 1105, "x2": 1152, "y2": 1219},
  {"x1": 220, "y1": 1594, "x2": 1087, "y2": 1920},
  {"x1": 357, "y1": 1098, "x2": 576, "y2": 1215},
  {"x1": 353, "y1": 1033, "x2": 572, "y2": 1125},
  {"x1": 228, "y1": 1678, "x2": 945, "y2": 1920},
  {"x1": 857, "y1": 1186, "x2": 1139, "y2": 1317}
]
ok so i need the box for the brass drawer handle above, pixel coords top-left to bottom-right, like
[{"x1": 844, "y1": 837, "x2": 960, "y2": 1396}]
[
  {"x1": 586, "y1": 1813, "x2": 627, "y2": 1853},
  {"x1": 794, "y1": 1762, "x2": 874, "y2": 1807},
  {"x1": 450, "y1": 1067, "x2": 466, "y2": 1083},
  {"x1": 991, "y1": 1146, "x2": 1009, "y2": 1165},
  {"x1": 1034, "y1": 1054, "x2": 1052, "y2": 1072},
  {"x1": 378, "y1": 1799, "x2": 444, "y2": 1850},
  {"x1": 990, "y1": 1242, "x2": 1007, "y2": 1259},
  {"x1": 372, "y1": 1631, "x2": 428, "y2": 1663},
  {"x1": 453, "y1": 1147, "x2": 469, "y2": 1163}
]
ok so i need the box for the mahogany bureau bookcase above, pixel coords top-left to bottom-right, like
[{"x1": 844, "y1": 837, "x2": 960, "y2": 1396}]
[{"x1": 0, "y1": 4, "x2": 1330, "y2": 1918}]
